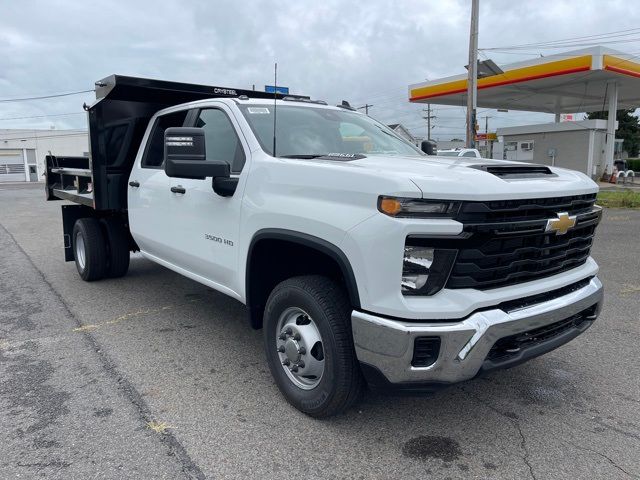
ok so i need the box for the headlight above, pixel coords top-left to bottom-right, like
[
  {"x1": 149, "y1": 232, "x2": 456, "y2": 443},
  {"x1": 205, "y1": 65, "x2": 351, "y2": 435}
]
[
  {"x1": 378, "y1": 196, "x2": 460, "y2": 218},
  {"x1": 402, "y1": 240, "x2": 457, "y2": 296}
]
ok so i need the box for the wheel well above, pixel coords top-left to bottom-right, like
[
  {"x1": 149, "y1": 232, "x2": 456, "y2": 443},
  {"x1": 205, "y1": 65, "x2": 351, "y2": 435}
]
[
  {"x1": 246, "y1": 233, "x2": 360, "y2": 329},
  {"x1": 61, "y1": 205, "x2": 138, "y2": 262}
]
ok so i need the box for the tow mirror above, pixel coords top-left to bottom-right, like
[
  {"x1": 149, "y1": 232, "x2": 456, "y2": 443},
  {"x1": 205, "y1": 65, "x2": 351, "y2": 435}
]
[
  {"x1": 421, "y1": 140, "x2": 437, "y2": 155},
  {"x1": 164, "y1": 127, "x2": 230, "y2": 180}
]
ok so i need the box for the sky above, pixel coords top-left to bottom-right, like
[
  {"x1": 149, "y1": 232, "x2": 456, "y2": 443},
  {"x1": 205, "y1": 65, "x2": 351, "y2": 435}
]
[{"x1": 1, "y1": 0, "x2": 639, "y2": 141}]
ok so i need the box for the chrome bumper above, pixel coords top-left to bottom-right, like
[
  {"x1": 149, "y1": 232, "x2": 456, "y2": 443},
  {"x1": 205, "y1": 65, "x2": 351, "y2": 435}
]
[{"x1": 352, "y1": 277, "x2": 603, "y2": 385}]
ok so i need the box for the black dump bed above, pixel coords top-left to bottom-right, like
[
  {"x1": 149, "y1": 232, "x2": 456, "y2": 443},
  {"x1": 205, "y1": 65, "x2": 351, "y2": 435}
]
[{"x1": 45, "y1": 74, "x2": 297, "y2": 211}]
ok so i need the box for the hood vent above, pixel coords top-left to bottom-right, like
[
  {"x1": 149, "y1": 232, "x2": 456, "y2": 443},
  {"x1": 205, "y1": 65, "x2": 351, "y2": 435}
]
[{"x1": 469, "y1": 164, "x2": 556, "y2": 179}]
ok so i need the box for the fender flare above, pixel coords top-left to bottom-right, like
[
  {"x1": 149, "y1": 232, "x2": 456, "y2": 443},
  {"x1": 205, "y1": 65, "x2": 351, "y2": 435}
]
[{"x1": 246, "y1": 228, "x2": 361, "y2": 311}]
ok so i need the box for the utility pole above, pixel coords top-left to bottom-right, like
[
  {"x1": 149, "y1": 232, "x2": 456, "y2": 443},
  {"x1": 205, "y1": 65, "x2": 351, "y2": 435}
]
[
  {"x1": 483, "y1": 115, "x2": 492, "y2": 158},
  {"x1": 358, "y1": 104, "x2": 373, "y2": 114},
  {"x1": 466, "y1": 0, "x2": 479, "y2": 148},
  {"x1": 422, "y1": 104, "x2": 436, "y2": 141}
]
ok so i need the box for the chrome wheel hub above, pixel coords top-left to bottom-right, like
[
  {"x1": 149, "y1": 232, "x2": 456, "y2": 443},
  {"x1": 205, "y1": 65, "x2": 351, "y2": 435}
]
[
  {"x1": 75, "y1": 233, "x2": 86, "y2": 270},
  {"x1": 284, "y1": 338, "x2": 302, "y2": 364},
  {"x1": 276, "y1": 307, "x2": 325, "y2": 390}
]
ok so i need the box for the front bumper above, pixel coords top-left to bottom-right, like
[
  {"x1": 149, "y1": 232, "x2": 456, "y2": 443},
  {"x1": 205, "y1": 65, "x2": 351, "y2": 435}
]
[{"x1": 352, "y1": 277, "x2": 603, "y2": 387}]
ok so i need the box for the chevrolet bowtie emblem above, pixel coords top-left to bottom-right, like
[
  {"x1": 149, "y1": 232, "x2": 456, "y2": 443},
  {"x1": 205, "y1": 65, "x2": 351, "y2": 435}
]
[{"x1": 546, "y1": 212, "x2": 577, "y2": 235}]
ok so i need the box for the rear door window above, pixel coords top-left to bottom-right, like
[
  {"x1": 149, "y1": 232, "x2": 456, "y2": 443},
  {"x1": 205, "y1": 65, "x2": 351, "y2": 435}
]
[{"x1": 142, "y1": 110, "x2": 189, "y2": 168}]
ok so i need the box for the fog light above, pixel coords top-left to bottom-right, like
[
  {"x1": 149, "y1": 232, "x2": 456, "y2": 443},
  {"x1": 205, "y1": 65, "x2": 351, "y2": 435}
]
[
  {"x1": 402, "y1": 246, "x2": 434, "y2": 293},
  {"x1": 401, "y1": 239, "x2": 458, "y2": 296}
]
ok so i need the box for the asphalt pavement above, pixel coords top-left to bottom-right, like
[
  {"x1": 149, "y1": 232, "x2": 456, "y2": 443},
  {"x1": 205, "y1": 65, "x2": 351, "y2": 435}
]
[{"x1": 1, "y1": 182, "x2": 638, "y2": 479}]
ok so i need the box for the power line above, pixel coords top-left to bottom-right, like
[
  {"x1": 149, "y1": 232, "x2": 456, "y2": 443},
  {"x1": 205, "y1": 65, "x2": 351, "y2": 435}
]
[
  {"x1": 482, "y1": 37, "x2": 640, "y2": 52},
  {"x1": 0, "y1": 89, "x2": 94, "y2": 103},
  {"x1": 0, "y1": 132, "x2": 87, "y2": 141},
  {"x1": 347, "y1": 86, "x2": 407, "y2": 104},
  {"x1": 351, "y1": 90, "x2": 470, "y2": 111},
  {"x1": 481, "y1": 27, "x2": 640, "y2": 51},
  {"x1": 0, "y1": 112, "x2": 85, "y2": 121}
]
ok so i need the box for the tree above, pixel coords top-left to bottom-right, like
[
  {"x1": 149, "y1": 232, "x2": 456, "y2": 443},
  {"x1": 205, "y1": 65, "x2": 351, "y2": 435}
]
[{"x1": 586, "y1": 109, "x2": 640, "y2": 157}]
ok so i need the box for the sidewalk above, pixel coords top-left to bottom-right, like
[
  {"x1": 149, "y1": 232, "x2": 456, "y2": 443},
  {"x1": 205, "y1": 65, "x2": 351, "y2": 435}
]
[{"x1": 597, "y1": 180, "x2": 640, "y2": 190}]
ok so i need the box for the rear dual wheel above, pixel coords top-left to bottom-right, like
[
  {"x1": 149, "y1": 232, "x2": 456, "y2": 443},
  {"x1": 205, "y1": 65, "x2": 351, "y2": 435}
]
[
  {"x1": 73, "y1": 218, "x2": 107, "y2": 281},
  {"x1": 101, "y1": 217, "x2": 130, "y2": 278},
  {"x1": 72, "y1": 217, "x2": 130, "y2": 281}
]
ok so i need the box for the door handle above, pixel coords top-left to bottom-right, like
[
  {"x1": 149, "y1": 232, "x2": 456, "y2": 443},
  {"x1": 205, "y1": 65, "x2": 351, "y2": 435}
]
[
  {"x1": 171, "y1": 186, "x2": 186, "y2": 194},
  {"x1": 129, "y1": 181, "x2": 140, "y2": 187}
]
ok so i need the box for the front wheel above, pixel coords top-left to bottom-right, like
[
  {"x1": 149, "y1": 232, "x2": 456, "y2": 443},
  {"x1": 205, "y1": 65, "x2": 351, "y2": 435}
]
[{"x1": 264, "y1": 275, "x2": 364, "y2": 418}]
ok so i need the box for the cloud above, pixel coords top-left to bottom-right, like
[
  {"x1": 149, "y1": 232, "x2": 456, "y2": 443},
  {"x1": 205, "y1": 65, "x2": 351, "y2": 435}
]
[{"x1": 1, "y1": 0, "x2": 638, "y2": 139}]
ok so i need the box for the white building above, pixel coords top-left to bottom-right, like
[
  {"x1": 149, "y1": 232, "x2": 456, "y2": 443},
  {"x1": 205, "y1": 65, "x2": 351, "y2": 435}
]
[
  {"x1": 496, "y1": 120, "x2": 615, "y2": 179},
  {"x1": 0, "y1": 129, "x2": 88, "y2": 183}
]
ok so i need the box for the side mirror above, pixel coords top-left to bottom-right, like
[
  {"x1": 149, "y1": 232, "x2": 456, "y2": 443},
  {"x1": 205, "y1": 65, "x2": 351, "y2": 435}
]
[
  {"x1": 421, "y1": 140, "x2": 437, "y2": 155},
  {"x1": 164, "y1": 127, "x2": 230, "y2": 180}
]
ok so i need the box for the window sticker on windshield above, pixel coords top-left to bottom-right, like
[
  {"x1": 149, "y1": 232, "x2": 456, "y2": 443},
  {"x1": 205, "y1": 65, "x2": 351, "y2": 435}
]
[{"x1": 247, "y1": 107, "x2": 270, "y2": 114}]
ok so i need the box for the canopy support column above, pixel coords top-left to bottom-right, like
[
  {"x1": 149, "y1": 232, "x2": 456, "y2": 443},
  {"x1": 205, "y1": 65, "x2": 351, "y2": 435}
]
[{"x1": 605, "y1": 80, "x2": 618, "y2": 175}]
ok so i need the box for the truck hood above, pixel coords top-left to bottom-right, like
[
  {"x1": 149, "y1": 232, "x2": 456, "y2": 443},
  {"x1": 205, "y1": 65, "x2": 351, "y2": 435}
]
[{"x1": 347, "y1": 154, "x2": 598, "y2": 200}]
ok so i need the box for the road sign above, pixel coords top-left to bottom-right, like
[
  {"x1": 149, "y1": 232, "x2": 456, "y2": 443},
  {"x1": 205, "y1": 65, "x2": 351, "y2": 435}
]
[{"x1": 265, "y1": 85, "x2": 289, "y2": 95}]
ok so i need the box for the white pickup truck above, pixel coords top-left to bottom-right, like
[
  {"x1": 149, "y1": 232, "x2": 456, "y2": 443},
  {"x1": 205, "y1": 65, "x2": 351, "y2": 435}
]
[
  {"x1": 436, "y1": 148, "x2": 482, "y2": 158},
  {"x1": 46, "y1": 75, "x2": 603, "y2": 417}
]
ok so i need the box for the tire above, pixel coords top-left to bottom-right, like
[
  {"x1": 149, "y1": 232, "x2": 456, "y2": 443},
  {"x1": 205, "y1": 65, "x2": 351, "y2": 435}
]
[
  {"x1": 264, "y1": 275, "x2": 364, "y2": 418},
  {"x1": 100, "y1": 218, "x2": 130, "y2": 278},
  {"x1": 72, "y1": 218, "x2": 107, "y2": 281}
]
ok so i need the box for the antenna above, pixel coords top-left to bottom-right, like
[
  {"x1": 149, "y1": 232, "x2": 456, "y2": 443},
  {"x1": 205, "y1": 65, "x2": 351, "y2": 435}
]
[{"x1": 272, "y1": 62, "x2": 277, "y2": 157}]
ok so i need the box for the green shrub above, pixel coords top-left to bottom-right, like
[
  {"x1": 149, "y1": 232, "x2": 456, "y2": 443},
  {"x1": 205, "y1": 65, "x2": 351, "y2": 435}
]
[{"x1": 626, "y1": 158, "x2": 640, "y2": 172}]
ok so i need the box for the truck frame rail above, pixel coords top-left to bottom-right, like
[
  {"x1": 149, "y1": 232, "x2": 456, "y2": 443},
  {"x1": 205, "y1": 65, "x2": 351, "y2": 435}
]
[{"x1": 45, "y1": 155, "x2": 94, "y2": 207}]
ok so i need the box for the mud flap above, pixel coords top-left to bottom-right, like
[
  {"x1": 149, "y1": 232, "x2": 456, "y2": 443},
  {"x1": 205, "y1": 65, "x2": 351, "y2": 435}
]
[{"x1": 61, "y1": 204, "x2": 94, "y2": 262}]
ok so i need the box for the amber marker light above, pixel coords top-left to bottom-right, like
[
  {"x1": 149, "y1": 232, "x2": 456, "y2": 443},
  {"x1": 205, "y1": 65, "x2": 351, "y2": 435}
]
[
  {"x1": 377, "y1": 196, "x2": 461, "y2": 218},
  {"x1": 379, "y1": 197, "x2": 402, "y2": 216}
]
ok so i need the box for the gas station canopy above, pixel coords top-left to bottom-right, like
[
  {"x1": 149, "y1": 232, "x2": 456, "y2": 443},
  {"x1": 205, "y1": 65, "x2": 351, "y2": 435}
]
[{"x1": 408, "y1": 47, "x2": 640, "y2": 113}]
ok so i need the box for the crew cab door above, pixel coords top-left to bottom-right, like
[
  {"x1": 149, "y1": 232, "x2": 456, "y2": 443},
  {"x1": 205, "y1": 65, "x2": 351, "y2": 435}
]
[
  {"x1": 164, "y1": 105, "x2": 248, "y2": 296},
  {"x1": 128, "y1": 109, "x2": 190, "y2": 261},
  {"x1": 129, "y1": 103, "x2": 249, "y2": 297}
]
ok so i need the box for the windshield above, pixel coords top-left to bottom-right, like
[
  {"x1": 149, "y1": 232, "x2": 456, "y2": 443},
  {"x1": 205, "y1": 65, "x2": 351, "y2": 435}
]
[
  {"x1": 437, "y1": 151, "x2": 461, "y2": 157},
  {"x1": 238, "y1": 104, "x2": 424, "y2": 158}
]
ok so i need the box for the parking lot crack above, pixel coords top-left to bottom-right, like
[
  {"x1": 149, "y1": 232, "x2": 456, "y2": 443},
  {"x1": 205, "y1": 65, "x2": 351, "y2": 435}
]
[
  {"x1": 462, "y1": 388, "x2": 537, "y2": 480},
  {"x1": 514, "y1": 419, "x2": 537, "y2": 480},
  {"x1": 593, "y1": 418, "x2": 640, "y2": 443},
  {"x1": 565, "y1": 440, "x2": 634, "y2": 478}
]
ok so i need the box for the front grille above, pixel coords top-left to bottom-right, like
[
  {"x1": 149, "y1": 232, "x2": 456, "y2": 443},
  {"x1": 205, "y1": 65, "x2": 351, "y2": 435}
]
[
  {"x1": 445, "y1": 194, "x2": 600, "y2": 290},
  {"x1": 486, "y1": 304, "x2": 598, "y2": 361},
  {"x1": 456, "y1": 193, "x2": 597, "y2": 224}
]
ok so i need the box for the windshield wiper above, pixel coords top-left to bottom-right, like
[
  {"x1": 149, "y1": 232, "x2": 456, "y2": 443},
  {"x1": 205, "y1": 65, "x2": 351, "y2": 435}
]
[
  {"x1": 279, "y1": 153, "x2": 366, "y2": 160},
  {"x1": 278, "y1": 154, "x2": 329, "y2": 159}
]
